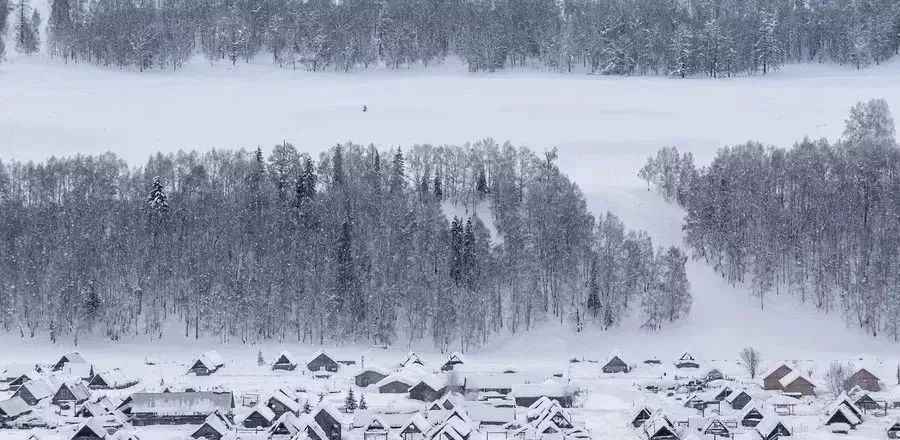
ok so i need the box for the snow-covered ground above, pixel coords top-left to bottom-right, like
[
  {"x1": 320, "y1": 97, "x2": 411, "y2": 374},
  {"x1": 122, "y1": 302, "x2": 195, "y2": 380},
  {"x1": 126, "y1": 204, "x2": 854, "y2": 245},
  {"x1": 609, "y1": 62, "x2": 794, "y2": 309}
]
[
  {"x1": 4, "y1": 56, "x2": 899, "y2": 357},
  {"x1": 4, "y1": 55, "x2": 900, "y2": 439}
]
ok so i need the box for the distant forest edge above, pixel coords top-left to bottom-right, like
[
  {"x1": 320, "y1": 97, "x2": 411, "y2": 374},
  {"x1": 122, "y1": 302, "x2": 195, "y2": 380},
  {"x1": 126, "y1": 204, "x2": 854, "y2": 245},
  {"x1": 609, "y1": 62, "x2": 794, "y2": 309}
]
[
  {"x1": 640, "y1": 99, "x2": 900, "y2": 340},
  {"x1": 2, "y1": 0, "x2": 900, "y2": 75},
  {"x1": 0, "y1": 141, "x2": 691, "y2": 347}
]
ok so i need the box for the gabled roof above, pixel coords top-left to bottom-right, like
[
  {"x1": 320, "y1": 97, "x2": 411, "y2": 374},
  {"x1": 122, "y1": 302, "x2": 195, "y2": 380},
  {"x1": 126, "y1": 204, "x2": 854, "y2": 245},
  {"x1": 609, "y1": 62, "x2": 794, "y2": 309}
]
[
  {"x1": 307, "y1": 351, "x2": 336, "y2": 365},
  {"x1": 18, "y1": 377, "x2": 60, "y2": 400},
  {"x1": 778, "y1": 371, "x2": 816, "y2": 389},
  {"x1": 90, "y1": 370, "x2": 138, "y2": 389},
  {"x1": 826, "y1": 393, "x2": 863, "y2": 420},
  {"x1": 197, "y1": 351, "x2": 225, "y2": 368},
  {"x1": 725, "y1": 389, "x2": 751, "y2": 404},
  {"x1": 195, "y1": 409, "x2": 233, "y2": 437},
  {"x1": 58, "y1": 382, "x2": 92, "y2": 402},
  {"x1": 766, "y1": 394, "x2": 799, "y2": 407},
  {"x1": 741, "y1": 405, "x2": 764, "y2": 420},
  {"x1": 73, "y1": 419, "x2": 109, "y2": 440},
  {"x1": 57, "y1": 352, "x2": 88, "y2": 366},
  {"x1": 702, "y1": 418, "x2": 729, "y2": 434},
  {"x1": 267, "y1": 389, "x2": 301, "y2": 414},
  {"x1": 313, "y1": 403, "x2": 349, "y2": 425},
  {"x1": 762, "y1": 363, "x2": 792, "y2": 380},
  {"x1": 414, "y1": 375, "x2": 448, "y2": 392},
  {"x1": 446, "y1": 353, "x2": 465, "y2": 365},
  {"x1": 401, "y1": 352, "x2": 425, "y2": 367},
  {"x1": 641, "y1": 413, "x2": 675, "y2": 439},
  {"x1": 400, "y1": 413, "x2": 432, "y2": 434},
  {"x1": 246, "y1": 405, "x2": 276, "y2": 422},
  {"x1": 0, "y1": 397, "x2": 31, "y2": 417},
  {"x1": 273, "y1": 351, "x2": 298, "y2": 366},
  {"x1": 824, "y1": 403, "x2": 861, "y2": 426},
  {"x1": 269, "y1": 412, "x2": 302, "y2": 436},
  {"x1": 678, "y1": 352, "x2": 695, "y2": 361},
  {"x1": 755, "y1": 417, "x2": 789, "y2": 436},
  {"x1": 376, "y1": 371, "x2": 420, "y2": 388}
]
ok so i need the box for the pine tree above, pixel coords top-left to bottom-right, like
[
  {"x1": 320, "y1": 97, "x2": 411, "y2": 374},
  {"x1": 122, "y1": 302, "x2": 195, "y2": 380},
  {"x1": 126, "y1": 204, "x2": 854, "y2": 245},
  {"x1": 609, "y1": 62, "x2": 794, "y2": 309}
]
[
  {"x1": 390, "y1": 147, "x2": 405, "y2": 194},
  {"x1": 433, "y1": 173, "x2": 443, "y2": 201},
  {"x1": 475, "y1": 167, "x2": 488, "y2": 198},
  {"x1": 344, "y1": 387, "x2": 357, "y2": 413},
  {"x1": 358, "y1": 394, "x2": 367, "y2": 410},
  {"x1": 257, "y1": 349, "x2": 265, "y2": 366},
  {"x1": 14, "y1": 0, "x2": 38, "y2": 54}
]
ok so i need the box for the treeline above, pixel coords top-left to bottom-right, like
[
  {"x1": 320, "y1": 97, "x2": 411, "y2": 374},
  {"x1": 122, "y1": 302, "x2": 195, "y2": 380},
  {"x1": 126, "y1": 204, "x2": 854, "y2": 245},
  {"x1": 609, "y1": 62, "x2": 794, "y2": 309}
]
[
  {"x1": 0, "y1": 140, "x2": 690, "y2": 347},
  {"x1": 31, "y1": 0, "x2": 900, "y2": 74},
  {"x1": 640, "y1": 99, "x2": 900, "y2": 340},
  {"x1": 0, "y1": 0, "x2": 41, "y2": 59}
]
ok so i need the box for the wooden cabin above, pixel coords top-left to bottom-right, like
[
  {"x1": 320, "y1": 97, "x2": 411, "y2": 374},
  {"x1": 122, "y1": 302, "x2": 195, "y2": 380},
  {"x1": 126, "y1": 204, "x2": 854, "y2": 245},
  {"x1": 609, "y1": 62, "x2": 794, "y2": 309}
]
[
  {"x1": 356, "y1": 368, "x2": 389, "y2": 388},
  {"x1": 846, "y1": 368, "x2": 881, "y2": 392},
  {"x1": 601, "y1": 356, "x2": 629, "y2": 374},
  {"x1": 53, "y1": 352, "x2": 87, "y2": 372},
  {"x1": 88, "y1": 370, "x2": 138, "y2": 390},
  {"x1": 272, "y1": 351, "x2": 298, "y2": 371},
  {"x1": 187, "y1": 351, "x2": 224, "y2": 376},
  {"x1": 242, "y1": 406, "x2": 276, "y2": 429},
  {"x1": 763, "y1": 364, "x2": 793, "y2": 391},
  {"x1": 740, "y1": 406, "x2": 764, "y2": 427},
  {"x1": 631, "y1": 407, "x2": 652, "y2": 428},
  {"x1": 313, "y1": 406, "x2": 345, "y2": 440},
  {"x1": 409, "y1": 377, "x2": 447, "y2": 402},
  {"x1": 307, "y1": 352, "x2": 339, "y2": 373},
  {"x1": 778, "y1": 372, "x2": 816, "y2": 396},
  {"x1": 70, "y1": 420, "x2": 108, "y2": 440},
  {"x1": 191, "y1": 410, "x2": 233, "y2": 440},
  {"x1": 52, "y1": 382, "x2": 91, "y2": 407},
  {"x1": 725, "y1": 389, "x2": 752, "y2": 410}
]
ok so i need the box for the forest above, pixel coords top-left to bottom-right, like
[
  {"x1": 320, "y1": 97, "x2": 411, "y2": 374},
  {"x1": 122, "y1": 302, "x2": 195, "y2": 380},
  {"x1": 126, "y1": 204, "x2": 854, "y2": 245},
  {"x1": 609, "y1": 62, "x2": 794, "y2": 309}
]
[
  {"x1": 0, "y1": 141, "x2": 690, "y2": 348},
  {"x1": 1, "y1": 0, "x2": 899, "y2": 75},
  {"x1": 640, "y1": 99, "x2": 900, "y2": 341}
]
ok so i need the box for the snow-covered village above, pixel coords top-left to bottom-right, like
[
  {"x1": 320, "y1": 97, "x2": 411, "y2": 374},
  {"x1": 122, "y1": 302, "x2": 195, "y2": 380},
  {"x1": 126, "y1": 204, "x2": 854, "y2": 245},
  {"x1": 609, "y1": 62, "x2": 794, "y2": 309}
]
[
  {"x1": 5, "y1": 0, "x2": 900, "y2": 439},
  {"x1": 3, "y1": 346, "x2": 900, "y2": 440}
]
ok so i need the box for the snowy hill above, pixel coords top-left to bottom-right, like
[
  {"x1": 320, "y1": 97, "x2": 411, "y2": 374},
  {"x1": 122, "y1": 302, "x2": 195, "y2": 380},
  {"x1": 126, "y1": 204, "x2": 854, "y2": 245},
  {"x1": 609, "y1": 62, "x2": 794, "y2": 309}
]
[{"x1": 3, "y1": 57, "x2": 900, "y2": 359}]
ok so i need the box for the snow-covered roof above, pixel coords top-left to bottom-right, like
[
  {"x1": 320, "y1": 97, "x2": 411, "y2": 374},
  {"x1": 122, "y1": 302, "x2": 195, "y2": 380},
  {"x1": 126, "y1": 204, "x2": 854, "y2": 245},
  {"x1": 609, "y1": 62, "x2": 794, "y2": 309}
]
[
  {"x1": 196, "y1": 410, "x2": 232, "y2": 436},
  {"x1": 273, "y1": 351, "x2": 298, "y2": 366},
  {"x1": 400, "y1": 413, "x2": 432, "y2": 434},
  {"x1": 18, "y1": 377, "x2": 60, "y2": 400},
  {"x1": 90, "y1": 370, "x2": 138, "y2": 389},
  {"x1": 198, "y1": 350, "x2": 225, "y2": 368},
  {"x1": 641, "y1": 413, "x2": 675, "y2": 439},
  {"x1": 59, "y1": 362, "x2": 94, "y2": 380},
  {"x1": 762, "y1": 362, "x2": 792, "y2": 379},
  {"x1": 401, "y1": 352, "x2": 425, "y2": 367},
  {"x1": 58, "y1": 382, "x2": 92, "y2": 401},
  {"x1": 724, "y1": 388, "x2": 750, "y2": 404},
  {"x1": 826, "y1": 404, "x2": 861, "y2": 426},
  {"x1": 247, "y1": 405, "x2": 276, "y2": 422},
  {"x1": 766, "y1": 394, "x2": 799, "y2": 407},
  {"x1": 463, "y1": 373, "x2": 530, "y2": 390},
  {"x1": 57, "y1": 352, "x2": 88, "y2": 365},
  {"x1": 129, "y1": 392, "x2": 233, "y2": 415},
  {"x1": 415, "y1": 375, "x2": 448, "y2": 391},
  {"x1": 376, "y1": 371, "x2": 420, "y2": 388},
  {"x1": 267, "y1": 389, "x2": 301, "y2": 414},
  {"x1": 513, "y1": 381, "x2": 574, "y2": 398},
  {"x1": 755, "y1": 417, "x2": 788, "y2": 436},
  {"x1": 466, "y1": 402, "x2": 514, "y2": 425},
  {"x1": 74, "y1": 419, "x2": 109, "y2": 440},
  {"x1": 826, "y1": 393, "x2": 863, "y2": 420},
  {"x1": 778, "y1": 371, "x2": 816, "y2": 388},
  {"x1": 1, "y1": 363, "x2": 35, "y2": 380},
  {"x1": 0, "y1": 397, "x2": 31, "y2": 417}
]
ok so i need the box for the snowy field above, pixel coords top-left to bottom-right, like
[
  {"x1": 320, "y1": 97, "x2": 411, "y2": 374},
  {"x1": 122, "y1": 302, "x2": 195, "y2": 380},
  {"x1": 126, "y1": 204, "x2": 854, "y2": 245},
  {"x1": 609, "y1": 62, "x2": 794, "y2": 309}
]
[{"x1": 4, "y1": 56, "x2": 900, "y2": 439}]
